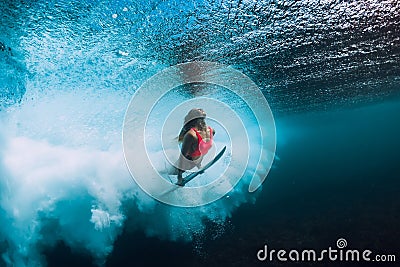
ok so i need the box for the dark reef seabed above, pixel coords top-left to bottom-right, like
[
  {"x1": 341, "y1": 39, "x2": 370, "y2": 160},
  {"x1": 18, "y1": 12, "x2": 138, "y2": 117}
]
[{"x1": 44, "y1": 99, "x2": 400, "y2": 267}]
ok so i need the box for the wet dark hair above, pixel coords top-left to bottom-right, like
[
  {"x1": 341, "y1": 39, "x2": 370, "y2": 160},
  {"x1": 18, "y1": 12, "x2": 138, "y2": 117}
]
[{"x1": 178, "y1": 108, "x2": 207, "y2": 142}]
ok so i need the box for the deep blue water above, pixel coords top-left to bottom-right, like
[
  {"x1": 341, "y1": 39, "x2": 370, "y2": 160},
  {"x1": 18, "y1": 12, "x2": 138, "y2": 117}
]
[
  {"x1": 1, "y1": 0, "x2": 399, "y2": 266},
  {"x1": 42, "y1": 100, "x2": 400, "y2": 267}
]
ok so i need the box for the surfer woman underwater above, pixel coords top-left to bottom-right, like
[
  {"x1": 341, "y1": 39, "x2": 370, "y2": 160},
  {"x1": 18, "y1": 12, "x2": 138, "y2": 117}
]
[{"x1": 175, "y1": 108, "x2": 215, "y2": 186}]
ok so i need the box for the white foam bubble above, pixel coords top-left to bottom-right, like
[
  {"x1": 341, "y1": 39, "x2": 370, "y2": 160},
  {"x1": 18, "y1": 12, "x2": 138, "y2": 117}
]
[{"x1": 0, "y1": 80, "x2": 270, "y2": 266}]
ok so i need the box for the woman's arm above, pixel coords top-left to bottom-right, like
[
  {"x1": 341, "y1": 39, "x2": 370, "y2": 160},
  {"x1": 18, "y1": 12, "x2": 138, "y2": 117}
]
[
  {"x1": 178, "y1": 132, "x2": 196, "y2": 169},
  {"x1": 180, "y1": 132, "x2": 196, "y2": 160},
  {"x1": 177, "y1": 132, "x2": 197, "y2": 182}
]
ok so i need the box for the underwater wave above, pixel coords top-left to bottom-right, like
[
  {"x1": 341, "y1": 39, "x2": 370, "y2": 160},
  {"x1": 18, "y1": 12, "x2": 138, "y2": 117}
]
[{"x1": 0, "y1": 0, "x2": 399, "y2": 266}]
